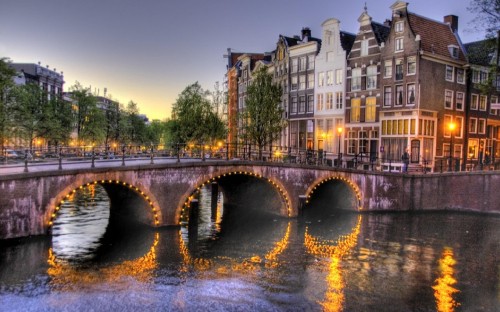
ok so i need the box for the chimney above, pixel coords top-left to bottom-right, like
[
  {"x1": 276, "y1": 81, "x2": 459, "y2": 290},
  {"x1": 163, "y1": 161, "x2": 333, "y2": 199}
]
[
  {"x1": 301, "y1": 27, "x2": 311, "y2": 41},
  {"x1": 444, "y1": 15, "x2": 458, "y2": 32},
  {"x1": 383, "y1": 19, "x2": 392, "y2": 27}
]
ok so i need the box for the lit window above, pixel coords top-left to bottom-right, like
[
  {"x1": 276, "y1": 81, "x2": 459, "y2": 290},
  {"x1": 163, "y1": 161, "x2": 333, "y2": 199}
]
[
  {"x1": 350, "y1": 98, "x2": 361, "y2": 122},
  {"x1": 335, "y1": 69, "x2": 343, "y2": 84},
  {"x1": 365, "y1": 97, "x2": 376, "y2": 122},
  {"x1": 479, "y1": 95, "x2": 487, "y2": 111},
  {"x1": 317, "y1": 94, "x2": 324, "y2": 111},
  {"x1": 478, "y1": 118, "x2": 486, "y2": 134},
  {"x1": 471, "y1": 94, "x2": 478, "y2": 110}
]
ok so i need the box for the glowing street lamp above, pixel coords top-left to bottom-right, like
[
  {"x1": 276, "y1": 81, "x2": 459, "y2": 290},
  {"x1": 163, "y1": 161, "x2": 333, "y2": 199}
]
[{"x1": 448, "y1": 122, "x2": 456, "y2": 172}]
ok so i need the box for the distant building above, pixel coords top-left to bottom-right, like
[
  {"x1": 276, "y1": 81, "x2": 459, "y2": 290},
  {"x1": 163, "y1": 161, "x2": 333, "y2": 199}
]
[{"x1": 10, "y1": 62, "x2": 64, "y2": 100}]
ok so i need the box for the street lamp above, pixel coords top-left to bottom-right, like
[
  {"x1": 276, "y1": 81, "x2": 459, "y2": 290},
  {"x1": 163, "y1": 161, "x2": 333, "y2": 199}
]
[
  {"x1": 337, "y1": 126, "x2": 343, "y2": 167},
  {"x1": 448, "y1": 122, "x2": 456, "y2": 172}
]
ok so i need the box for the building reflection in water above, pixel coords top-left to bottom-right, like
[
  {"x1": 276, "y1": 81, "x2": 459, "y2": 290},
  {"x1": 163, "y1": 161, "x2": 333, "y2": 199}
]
[
  {"x1": 432, "y1": 247, "x2": 460, "y2": 312},
  {"x1": 304, "y1": 215, "x2": 362, "y2": 312}
]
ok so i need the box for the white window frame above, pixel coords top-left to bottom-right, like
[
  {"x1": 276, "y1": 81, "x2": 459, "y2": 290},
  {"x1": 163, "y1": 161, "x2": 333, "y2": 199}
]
[
  {"x1": 445, "y1": 65, "x2": 454, "y2": 82},
  {"x1": 395, "y1": 37, "x2": 404, "y2": 52},
  {"x1": 469, "y1": 117, "x2": 477, "y2": 133},
  {"x1": 479, "y1": 95, "x2": 487, "y2": 111},
  {"x1": 407, "y1": 83, "x2": 416, "y2": 105},
  {"x1": 395, "y1": 21, "x2": 404, "y2": 33},
  {"x1": 457, "y1": 68, "x2": 465, "y2": 84},
  {"x1": 318, "y1": 72, "x2": 325, "y2": 87},
  {"x1": 456, "y1": 92, "x2": 464, "y2": 111},
  {"x1": 384, "y1": 60, "x2": 392, "y2": 78},
  {"x1": 444, "y1": 90, "x2": 453, "y2": 109},
  {"x1": 407, "y1": 56, "x2": 416, "y2": 75}
]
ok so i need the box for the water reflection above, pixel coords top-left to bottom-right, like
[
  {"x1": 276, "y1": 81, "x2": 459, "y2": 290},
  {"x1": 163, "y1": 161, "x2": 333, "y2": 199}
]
[
  {"x1": 433, "y1": 247, "x2": 460, "y2": 312},
  {"x1": 51, "y1": 184, "x2": 110, "y2": 262},
  {"x1": 305, "y1": 216, "x2": 362, "y2": 312}
]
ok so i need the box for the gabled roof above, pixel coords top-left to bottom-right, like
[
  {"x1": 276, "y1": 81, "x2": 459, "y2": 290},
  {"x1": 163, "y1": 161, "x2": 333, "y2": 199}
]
[
  {"x1": 340, "y1": 31, "x2": 356, "y2": 54},
  {"x1": 464, "y1": 38, "x2": 497, "y2": 66},
  {"x1": 371, "y1": 22, "x2": 390, "y2": 45},
  {"x1": 407, "y1": 13, "x2": 467, "y2": 62}
]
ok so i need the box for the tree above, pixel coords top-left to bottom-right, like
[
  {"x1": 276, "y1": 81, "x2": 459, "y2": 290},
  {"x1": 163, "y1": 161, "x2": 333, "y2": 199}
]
[
  {"x1": 69, "y1": 82, "x2": 106, "y2": 145},
  {"x1": 468, "y1": 0, "x2": 500, "y2": 38},
  {"x1": 120, "y1": 101, "x2": 148, "y2": 145},
  {"x1": 0, "y1": 58, "x2": 16, "y2": 150},
  {"x1": 10, "y1": 83, "x2": 51, "y2": 149},
  {"x1": 171, "y1": 82, "x2": 226, "y2": 145},
  {"x1": 44, "y1": 95, "x2": 74, "y2": 147},
  {"x1": 241, "y1": 66, "x2": 286, "y2": 159}
]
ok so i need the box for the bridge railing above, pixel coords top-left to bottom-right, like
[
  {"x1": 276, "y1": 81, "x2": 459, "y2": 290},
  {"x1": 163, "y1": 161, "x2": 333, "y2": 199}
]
[{"x1": 1, "y1": 144, "x2": 498, "y2": 174}]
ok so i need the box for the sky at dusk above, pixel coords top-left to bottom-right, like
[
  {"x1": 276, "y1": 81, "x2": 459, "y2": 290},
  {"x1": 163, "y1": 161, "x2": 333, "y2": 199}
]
[{"x1": 0, "y1": 0, "x2": 485, "y2": 120}]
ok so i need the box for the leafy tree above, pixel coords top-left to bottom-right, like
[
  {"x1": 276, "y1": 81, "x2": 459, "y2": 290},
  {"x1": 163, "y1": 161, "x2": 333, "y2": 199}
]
[
  {"x1": 468, "y1": 0, "x2": 500, "y2": 38},
  {"x1": 103, "y1": 100, "x2": 121, "y2": 147},
  {"x1": 241, "y1": 66, "x2": 286, "y2": 159},
  {"x1": 9, "y1": 83, "x2": 49, "y2": 149},
  {"x1": 44, "y1": 95, "x2": 74, "y2": 147},
  {"x1": 171, "y1": 82, "x2": 226, "y2": 144},
  {"x1": 0, "y1": 58, "x2": 16, "y2": 150},
  {"x1": 69, "y1": 82, "x2": 106, "y2": 145},
  {"x1": 120, "y1": 101, "x2": 148, "y2": 145}
]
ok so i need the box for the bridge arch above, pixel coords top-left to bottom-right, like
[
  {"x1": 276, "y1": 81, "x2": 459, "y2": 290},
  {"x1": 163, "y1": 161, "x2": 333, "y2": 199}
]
[
  {"x1": 47, "y1": 178, "x2": 162, "y2": 232},
  {"x1": 176, "y1": 169, "x2": 292, "y2": 224},
  {"x1": 304, "y1": 176, "x2": 363, "y2": 212}
]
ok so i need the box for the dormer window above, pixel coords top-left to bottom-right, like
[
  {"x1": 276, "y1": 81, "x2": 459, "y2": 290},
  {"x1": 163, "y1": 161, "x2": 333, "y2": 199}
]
[
  {"x1": 448, "y1": 45, "x2": 459, "y2": 59},
  {"x1": 395, "y1": 21, "x2": 404, "y2": 33}
]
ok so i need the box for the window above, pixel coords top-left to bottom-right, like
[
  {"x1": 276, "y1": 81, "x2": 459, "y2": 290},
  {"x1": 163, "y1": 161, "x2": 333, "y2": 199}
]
[
  {"x1": 455, "y1": 116, "x2": 463, "y2": 138},
  {"x1": 491, "y1": 96, "x2": 498, "y2": 115},
  {"x1": 395, "y1": 37, "x2": 403, "y2": 52},
  {"x1": 299, "y1": 75, "x2": 306, "y2": 90},
  {"x1": 471, "y1": 94, "x2": 478, "y2": 110},
  {"x1": 384, "y1": 86, "x2": 392, "y2": 106},
  {"x1": 448, "y1": 45, "x2": 459, "y2": 59},
  {"x1": 335, "y1": 92, "x2": 343, "y2": 109},
  {"x1": 384, "y1": 60, "x2": 392, "y2": 78},
  {"x1": 396, "y1": 85, "x2": 404, "y2": 106},
  {"x1": 359, "y1": 131, "x2": 368, "y2": 154},
  {"x1": 457, "y1": 69, "x2": 465, "y2": 84},
  {"x1": 445, "y1": 65, "x2": 454, "y2": 82},
  {"x1": 366, "y1": 65, "x2": 377, "y2": 89},
  {"x1": 307, "y1": 95, "x2": 314, "y2": 113},
  {"x1": 479, "y1": 95, "x2": 487, "y2": 111},
  {"x1": 317, "y1": 93, "x2": 324, "y2": 111},
  {"x1": 307, "y1": 73, "x2": 314, "y2": 89},
  {"x1": 299, "y1": 57, "x2": 306, "y2": 71},
  {"x1": 291, "y1": 97, "x2": 297, "y2": 114},
  {"x1": 407, "y1": 56, "x2": 416, "y2": 75},
  {"x1": 348, "y1": 131, "x2": 356, "y2": 154},
  {"x1": 327, "y1": 70, "x2": 334, "y2": 85},
  {"x1": 335, "y1": 69, "x2": 343, "y2": 84},
  {"x1": 395, "y1": 21, "x2": 404, "y2": 33},
  {"x1": 326, "y1": 92, "x2": 333, "y2": 110},
  {"x1": 472, "y1": 69, "x2": 480, "y2": 83},
  {"x1": 291, "y1": 76, "x2": 298, "y2": 91},
  {"x1": 469, "y1": 117, "x2": 477, "y2": 133},
  {"x1": 350, "y1": 98, "x2": 361, "y2": 122},
  {"x1": 444, "y1": 90, "x2": 453, "y2": 109},
  {"x1": 478, "y1": 118, "x2": 486, "y2": 134},
  {"x1": 351, "y1": 68, "x2": 361, "y2": 91},
  {"x1": 307, "y1": 55, "x2": 314, "y2": 70},
  {"x1": 318, "y1": 72, "x2": 325, "y2": 87},
  {"x1": 395, "y1": 59, "x2": 403, "y2": 80},
  {"x1": 291, "y1": 58, "x2": 298, "y2": 72},
  {"x1": 365, "y1": 97, "x2": 376, "y2": 122},
  {"x1": 299, "y1": 96, "x2": 306, "y2": 113},
  {"x1": 361, "y1": 39, "x2": 369, "y2": 56},
  {"x1": 407, "y1": 84, "x2": 416, "y2": 105},
  {"x1": 456, "y1": 92, "x2": 464, "y2": 111}
]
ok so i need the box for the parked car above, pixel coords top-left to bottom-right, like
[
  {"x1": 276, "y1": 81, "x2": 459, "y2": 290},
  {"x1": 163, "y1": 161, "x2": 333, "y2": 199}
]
[{"x1": 5, "y1": 149, "x2": 19, "y2": 159}]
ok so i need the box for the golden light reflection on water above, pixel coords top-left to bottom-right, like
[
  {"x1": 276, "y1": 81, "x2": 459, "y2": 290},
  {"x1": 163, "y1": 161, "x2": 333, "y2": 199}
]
[
  {"x1": 304, "y1": 215, "x2": 362, "y2": 312},
  {"x1": 178, "y1": 222, "x2": 292, "y2": 275},
  {"x1": 432, "y1": 247, "x2": 460, "y2": 312},
  {"x1": 47, "y1": 232, "x2": 159, "y2": 289}
]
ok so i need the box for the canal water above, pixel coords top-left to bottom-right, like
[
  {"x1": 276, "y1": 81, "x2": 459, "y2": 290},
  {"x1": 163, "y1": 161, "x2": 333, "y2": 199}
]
[{"x1": 0, "y1": 184, "x2": 498, "y2": 311}]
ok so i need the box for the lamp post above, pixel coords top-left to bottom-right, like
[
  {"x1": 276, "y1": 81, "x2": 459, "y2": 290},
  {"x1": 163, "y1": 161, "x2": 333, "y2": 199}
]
[
  {"x1": 448, "y1": 122, "x2": 456, "y2": 172},
  {"x1": 337, "y1": 126, "x2": 343, "y2": 168}
]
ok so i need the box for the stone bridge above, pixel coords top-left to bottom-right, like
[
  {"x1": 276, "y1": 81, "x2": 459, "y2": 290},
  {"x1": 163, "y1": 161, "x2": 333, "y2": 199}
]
[{"x1": 1, "y1": 160, "x2": 499, "y2": 239}]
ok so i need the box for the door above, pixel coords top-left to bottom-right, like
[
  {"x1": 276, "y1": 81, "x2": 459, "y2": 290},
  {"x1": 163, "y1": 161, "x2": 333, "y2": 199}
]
[{"x1": 411, "y1": 139, "x2": 420, "y2": 163}]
